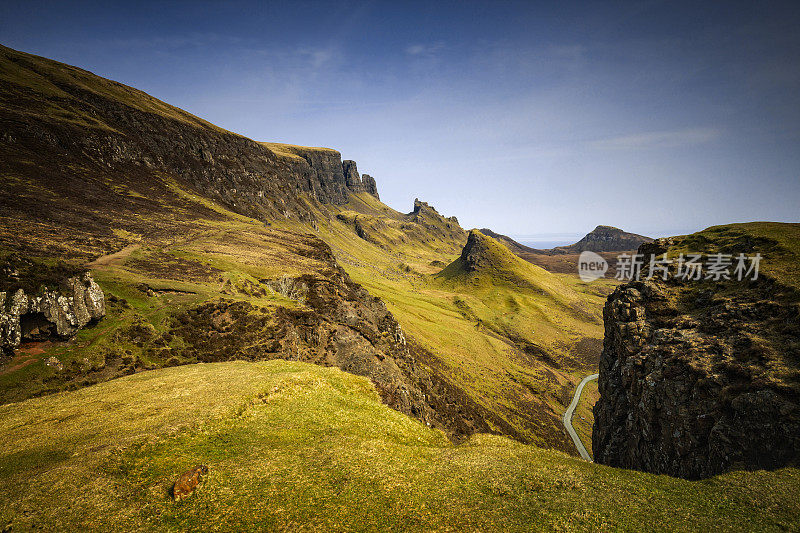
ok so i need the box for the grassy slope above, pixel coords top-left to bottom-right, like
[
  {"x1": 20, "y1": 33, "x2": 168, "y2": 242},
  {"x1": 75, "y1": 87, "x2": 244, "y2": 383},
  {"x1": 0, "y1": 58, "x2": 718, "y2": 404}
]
[
  {"x1": 669, "y1": 222, "x2": 800, "y2": 296},
  {"x1": 1, "y1": 360, "x2": 798, "y2": 532},
  {"x1": 641, "y1": 221, "x2": 800, "y2": 399},
  {"x1": 0, "y1": 44, "x2": 228, "y2": 133},
  {"x1": 269, "y1": 202, "x2": 613, "y2": 449},
  {"x1": 1, "y1": 42, "x2": 610, "y2": 452},
  {"x1": 0, "y1": 199, "x2": 318, "y2": 403}
]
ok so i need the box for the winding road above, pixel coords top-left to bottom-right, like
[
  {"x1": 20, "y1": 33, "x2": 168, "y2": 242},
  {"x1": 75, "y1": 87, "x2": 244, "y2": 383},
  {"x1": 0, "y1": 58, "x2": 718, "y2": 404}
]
[{"x1": 563, "y1": 373, "x2": 599, "y2": 461}]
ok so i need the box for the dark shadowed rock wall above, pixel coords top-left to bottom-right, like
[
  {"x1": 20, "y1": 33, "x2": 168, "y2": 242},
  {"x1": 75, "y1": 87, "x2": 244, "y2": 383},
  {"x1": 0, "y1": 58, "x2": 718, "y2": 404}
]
[{"x1": 593, "y1": 245, "x2": 800, "y2": 478}]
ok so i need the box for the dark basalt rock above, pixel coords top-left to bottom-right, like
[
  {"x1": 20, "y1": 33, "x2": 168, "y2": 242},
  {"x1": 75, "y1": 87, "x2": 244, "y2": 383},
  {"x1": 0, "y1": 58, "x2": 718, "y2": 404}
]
[
  {"x1": 342, "y1": 159, "x2": 362, "y2": 192},
  {"x1": 340, "y1": 161, "x2": 380, "y2": 199},
  {"x1": 167, "y1": 236, "x2": 494, "y2": 441},
  {"x1": 460, "y1": 230, "x2": 491, "y2": 273},
  {"x1": 0, "y1": 45, "x2": 382, "y2": 230},
  {"x1": 0, "y1": 272, "x2": 106, "y2": 354},
  {"x1": 593, "y1": 270, "x2": 800, "y2": 479},
  {"x1": 361, "y1": 174, "x2": 379, "y2": 199}
]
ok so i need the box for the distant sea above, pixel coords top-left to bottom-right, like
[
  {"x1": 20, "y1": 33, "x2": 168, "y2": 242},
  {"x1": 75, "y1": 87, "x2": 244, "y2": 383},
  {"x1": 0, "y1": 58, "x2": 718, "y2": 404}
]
[{"x1": 516, "y1": 240, "x2": 571, "y2": 249}]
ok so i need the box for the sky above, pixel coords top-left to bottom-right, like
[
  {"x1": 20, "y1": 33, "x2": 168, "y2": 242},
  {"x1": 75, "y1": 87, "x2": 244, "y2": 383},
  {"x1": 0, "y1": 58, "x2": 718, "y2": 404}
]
[{"x1": 1, "y1": 0, "x2": 799, "y2": 239}]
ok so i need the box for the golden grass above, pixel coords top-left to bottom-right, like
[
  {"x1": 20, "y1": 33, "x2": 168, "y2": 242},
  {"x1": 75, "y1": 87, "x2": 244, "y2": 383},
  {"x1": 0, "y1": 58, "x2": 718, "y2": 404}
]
[{"x1": 1, "y1": 361, "x2": 798, "y2": 532}]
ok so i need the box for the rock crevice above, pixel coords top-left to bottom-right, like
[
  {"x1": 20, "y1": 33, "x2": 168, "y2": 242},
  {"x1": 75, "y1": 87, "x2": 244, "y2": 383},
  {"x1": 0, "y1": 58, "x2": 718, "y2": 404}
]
[{"x1": 0, "y1": 272, "x2": 105, "y2": 353}]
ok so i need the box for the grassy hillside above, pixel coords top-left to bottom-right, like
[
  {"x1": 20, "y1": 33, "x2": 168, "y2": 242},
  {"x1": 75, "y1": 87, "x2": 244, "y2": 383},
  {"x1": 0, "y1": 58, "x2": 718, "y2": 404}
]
[
  {"x1": 668, "y1": 222, "x2": 800, "y2": 296},
  {"x1": 0, "y1": 44, "x2": 227, "y2": 133},
  {"x1": 279, "y1": 217, "x2": 613, "y2": 450},
  {"x1": 1, "y1": 361, "x2": 798, "y2": 532},
  {"x1": 632, "y1": 221, "x2": 800, "y2": 401},
  {"x1": 0, "y1": 43, "x2": 611, "y2": 454}
]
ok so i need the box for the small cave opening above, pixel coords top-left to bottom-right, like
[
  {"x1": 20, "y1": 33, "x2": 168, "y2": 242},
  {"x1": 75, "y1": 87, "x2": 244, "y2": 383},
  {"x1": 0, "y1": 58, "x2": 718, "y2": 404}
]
[{"x1": 19, "y1": 312, "x2": 57, "y2": 342}]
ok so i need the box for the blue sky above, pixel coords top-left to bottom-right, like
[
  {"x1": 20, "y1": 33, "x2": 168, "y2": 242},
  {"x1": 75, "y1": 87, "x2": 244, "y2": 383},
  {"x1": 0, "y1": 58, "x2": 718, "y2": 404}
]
[{"x1": 2, "y1": 0, "x2": 798, "y2": 237}]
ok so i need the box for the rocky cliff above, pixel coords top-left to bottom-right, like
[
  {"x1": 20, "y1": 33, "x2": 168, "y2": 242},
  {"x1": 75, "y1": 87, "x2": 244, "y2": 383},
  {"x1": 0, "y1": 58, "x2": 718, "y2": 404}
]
[
  {"x1": 261, "y1": 144, "x2": 380, "y2": 204},
  {"x1": 1, "y1": 272, "x2": 105, "y2": 353},
  {"x1": 593, "y1": 226, "x2": 800, "y2": 479},
  {"x1": 341, "y1": 159, "x2": 379, "y2": 198},
  {"x1": 406, "y1": 199, "x2": 463, "y2": 242},
  {"x1": 0, "y1": 45, "x2": 379, "y2": 240}
]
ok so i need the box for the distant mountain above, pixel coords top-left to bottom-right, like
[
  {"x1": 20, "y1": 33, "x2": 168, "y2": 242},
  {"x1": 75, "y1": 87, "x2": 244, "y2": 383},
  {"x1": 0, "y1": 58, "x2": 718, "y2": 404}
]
[
  {"x1": 550, "y1": 225, "x2": 653, "y2": 254},
  {"x1": 482, "y1": 225, "x2": 652, "y2": 257}
]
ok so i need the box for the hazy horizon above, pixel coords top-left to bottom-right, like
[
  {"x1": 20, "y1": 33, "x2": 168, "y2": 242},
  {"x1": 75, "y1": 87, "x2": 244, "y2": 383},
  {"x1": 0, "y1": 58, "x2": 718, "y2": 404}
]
[{"x1": 2, "y1": 0, "x2": 798, "y2": 237}]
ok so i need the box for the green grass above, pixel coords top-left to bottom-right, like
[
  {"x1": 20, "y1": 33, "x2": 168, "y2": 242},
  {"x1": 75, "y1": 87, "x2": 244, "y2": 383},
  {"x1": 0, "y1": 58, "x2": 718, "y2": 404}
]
[
  {"x1": 259, "y1": 142, "x2": 341, "y2": 160},
  {"x1": 268, "y1": 209, "x2": 610, "y2": 450},
  {"x1": 669, "y1": 222, "x2": 800, "y2": 295},
  {"x1": 0, "y1": 44, "x2": 230, "y2": 134},
  {"x1": 1, "y1": 361, "x2": 798, "y2": 532}
]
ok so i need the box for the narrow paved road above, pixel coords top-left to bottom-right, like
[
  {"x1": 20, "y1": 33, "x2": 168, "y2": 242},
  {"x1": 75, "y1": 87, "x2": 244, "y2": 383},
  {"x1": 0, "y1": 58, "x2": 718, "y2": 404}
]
[{"x1": 563, "y1": 373, "x2": 599, "y2": 461}]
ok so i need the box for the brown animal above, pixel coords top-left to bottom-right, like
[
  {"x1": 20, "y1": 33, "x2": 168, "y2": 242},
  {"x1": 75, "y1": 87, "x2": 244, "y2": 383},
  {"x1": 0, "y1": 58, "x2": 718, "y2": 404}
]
[{"x1": 172, "y1": 464, "x2": 208, "y2": 501}]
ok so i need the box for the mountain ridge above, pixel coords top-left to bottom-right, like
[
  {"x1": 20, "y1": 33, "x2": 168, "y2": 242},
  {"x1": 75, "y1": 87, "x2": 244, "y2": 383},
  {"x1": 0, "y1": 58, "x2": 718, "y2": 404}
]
[{"x1": 1, "y1": 43, "x2": 590, "y2": 453}]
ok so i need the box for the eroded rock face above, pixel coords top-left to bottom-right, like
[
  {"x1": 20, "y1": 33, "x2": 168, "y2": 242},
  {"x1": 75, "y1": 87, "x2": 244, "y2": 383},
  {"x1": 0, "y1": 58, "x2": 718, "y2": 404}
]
[
  {"x1": 593, "y1": 278, "x2": 800, "y2": 479},
  {"x1": 340, "y1": 160, "x2": 380, "y2": 199},
  {"x1": 460, "y1": 230, "x2": 492, "y2": 273},
  {"x1": 0, "y1": 46, "x2": 385, "y2": 230},
  {"x1": 165, "y1": 236, "x2": 501, "y2": 441},
  {"x1": 0, "y1": 272, "x2": 105, "y2": 354},
  {"x1": 361, "y1": 174, "x2": 379, "y2": 199},
  {"x1": 342, "y1": 160, "x2": 362, "y2": 192}
]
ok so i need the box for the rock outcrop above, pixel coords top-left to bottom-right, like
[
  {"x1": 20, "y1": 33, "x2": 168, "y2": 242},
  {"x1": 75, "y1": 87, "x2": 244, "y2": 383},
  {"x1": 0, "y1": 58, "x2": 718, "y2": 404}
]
[
  {"x1": 593, "y1": 237, "x2": 800, "y2": 478},
  {"x1": 406, "y1": 199, "x2": 463, "y2": 243},
  {"x1": 361, "y1": 174, "x2": 379, "y2": 199},
  {"x1": 459, "y1": 230, "x2": 494, "y2": 273},
  {"x1": 1, "y1": 272, "x2": 106, "y2": 353},
  {"x1": 342, "y1": 160, "x2": 361, "y2": 192},
  {"x1": 256, "y1": 146, "x2": 381, "y2": 203},
  {"x1": 166, "y1": 236, "x2": 494, "y2": 440},
  {"x1": 551, "y1": 226, "x2": 652, "y2": 255},
  {"x1": 339, "y1": 159, "x2": 380, "y2": 199},
  {"x1": 0, "y1": 44, "x2": 381, "y2": 239}
]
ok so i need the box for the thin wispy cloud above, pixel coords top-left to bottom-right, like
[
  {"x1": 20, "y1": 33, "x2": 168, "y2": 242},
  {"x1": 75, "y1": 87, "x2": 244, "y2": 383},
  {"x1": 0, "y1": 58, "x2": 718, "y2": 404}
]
[
  {"x1": 6, "y1": 1, "x2": 796, "y2": 234},
  {"x1": 590, "y1": 128, "x2": 721, "y2": 151},
  {"x1": 405, "y1": 42, "x2": 445, "y2": 58}
]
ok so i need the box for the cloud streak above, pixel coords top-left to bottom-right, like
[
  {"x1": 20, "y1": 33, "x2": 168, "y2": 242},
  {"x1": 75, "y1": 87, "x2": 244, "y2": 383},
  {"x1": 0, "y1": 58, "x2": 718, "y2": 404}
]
[{"x1": 590, "y1": 127, "x2": 721, "y2": 151}]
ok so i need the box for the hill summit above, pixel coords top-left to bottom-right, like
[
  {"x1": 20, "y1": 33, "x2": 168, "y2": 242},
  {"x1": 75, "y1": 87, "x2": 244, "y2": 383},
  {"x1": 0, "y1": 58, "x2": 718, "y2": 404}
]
[
  {"x1": 552, "y1": 225, "x2": 652, "y2": 254},
  {"x1": 459, "y1": 229, "x2": 513, "y2": 273},
  {"x1": 435, "y1": 230, "x2": 566, "y2": 293}
]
